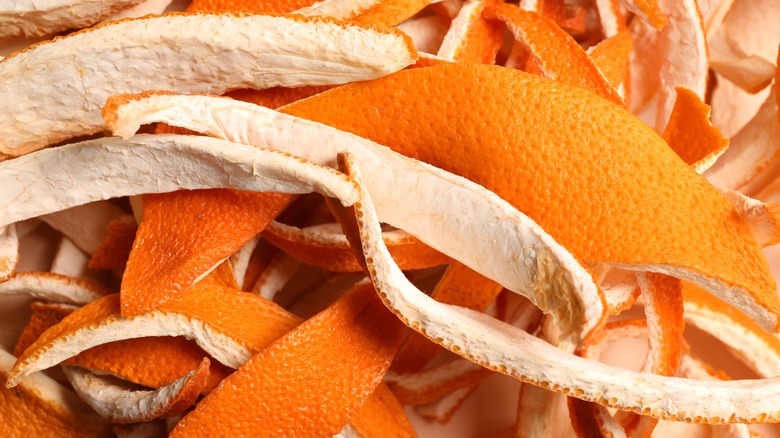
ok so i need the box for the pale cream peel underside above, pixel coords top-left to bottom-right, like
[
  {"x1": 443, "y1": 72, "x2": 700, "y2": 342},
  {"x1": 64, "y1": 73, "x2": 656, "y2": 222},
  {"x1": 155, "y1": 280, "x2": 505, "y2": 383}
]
[
  {"x1": 0, "y1": 224, "x2": 18, "y2": 281},
  {"x1": 0, "y1": 134, "x2": 360, "y2": 227},
  {"x1": 63, "y1": 361, "x2": 205, "y2": 423},
  {"x1": 295, "y1": 0, "x2": 381, "y2": 20},
  {"x1": 0, "y1": 0, "x2": 147, "y2": 38},
  {"x1": 0, "y1": 272, "x2": 108, "y2": 305},
  {"x1": 106, "y1": 93, "x2": 605, "y2": 345},
  {"x1": 0, "y1": 13, "x2": 416, "y2": 155},
  {"x1": 341, "y1": 153, "x2": 780, "y2": 423}
]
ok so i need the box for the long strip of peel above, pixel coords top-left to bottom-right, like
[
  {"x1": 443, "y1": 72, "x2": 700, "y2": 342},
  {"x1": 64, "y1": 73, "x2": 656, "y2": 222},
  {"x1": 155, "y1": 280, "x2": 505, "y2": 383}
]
[
  {"x1": 339, "y1": 153, "x2": 780, "y2": 423},
  {"x1": 101, "y1": 0, "x2": 173, "y2": 21},
  {"x1": 436, "y1": 0, "x2": 504, "y2": 64},
  {"x1": 0, "y1": 224, "x2": 18, "y2": 282},
  {"x1": 8, "y1": 286, "x2": 299, "y2": 387},
  {"x1": 0, "y1": 0, "x2": 147, "y2": 38},
  {"x1": 0, "y1": 13, "x2": 417, "y2": 156},
  {"x1": 0, "y1": 272, "x2": 109, "y2": 305},
  {"x1": 0, "y1": 134, "x2": 361, "y2": 227},
  {"x1": 105, "y1": 92, "x2": 604, "y2": 345},
  {"x1": 720, "y1": 189, "x2": 780, "y2": 248},
  {"x1": 40, "y1": 201, "x2": 126, "y2": 254},
  {"x1": 63, "y1": 359, "x2": 210, "y2": 423},
  {"x1": 295, "y1": 0, "x2": 380, "y2": 20}
]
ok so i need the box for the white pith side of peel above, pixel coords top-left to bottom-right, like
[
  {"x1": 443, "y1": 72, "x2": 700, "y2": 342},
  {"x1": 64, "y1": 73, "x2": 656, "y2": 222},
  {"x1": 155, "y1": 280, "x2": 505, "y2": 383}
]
[
  {"x1": 0, "y1": 134, "x2": 361, "y2": 227},
  {"x1": 0, "y1": 0, "x2": 147, "y2": 38},
  {"x1": 0, "y1": 271, "x2": 108, "y2": 305},
  {"x1": 63, "y1": 361, "x2": 206, "y2": 423},
  {"x1": 50, "y1": 237, "x2": 91, "y2": 278},
  {"x1": 230, "y1": 236, "x2": 261, "y2": 288},
  {"x1": 252, "y1": 253, "x2": 301, "y2": 300},
  {"x1": 295, "y1": 0, "x2": 380, "y2": 20},
  {"x1": 40, "y1": 201, "x2": 126, "y2": 255},
  {"x1": 100, "y1": 0, "x2": 173, "y2": 22},
  {"x1": 0, "y1": 13, "x2": 416, "y2": 156},
  {"x1": 0, "y1": 224, "x2": 18, "y2": 281},
  {"x1": 705, "y1": 86, "x2": 780, "y2": 191},
  {"x1": 593, "y1": 0, "x2": 622, "y2": 38},
  {"x1": 719, "y1": 188, "x2": 780, "y2": 248},
  {"x1": 437, "y1": 0, "x2": 486, "y2": 61},
  {"x1": 684, "y1": 298, "x2": 780, "y2": 379},
  {"x1": 266, "y1": 220, "x2": 421, "y2": 248},
  {"x1": 105, "y1": 93, "x2": 605, "y2": 345},
  {"x1": 7, "y1": 310, "x2": 251, "y2": 388},
  {"x1": 340, "y1": 153, "x2": 780, "y2": 423}
]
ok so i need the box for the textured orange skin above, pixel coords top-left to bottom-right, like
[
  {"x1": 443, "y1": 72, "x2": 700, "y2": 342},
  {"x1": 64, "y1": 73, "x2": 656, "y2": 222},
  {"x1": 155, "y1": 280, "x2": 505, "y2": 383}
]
[
  {"x1": 121, "y1": 189, "x2": 291, "y2": 316},
  {"x1": 14, "y1": 302, "x2": 74, "y2": 357},
  {"x1": 484, "y1": 4, "x2": 625, "y2": 107},
  {"x1": 159, "y1": 358, "x2": 212, "y2": 419},
  {"x1": 262, "y1": 225, "x2": 450, "y2": 273},
  {"x1": 88, "y1": 217, "x2": 137, "y2": 271},
  {"x1": 632, "y1": 0, "x2": 667, "y2": 29},
  {"x1": 15, "y1": 281, "x2": 301, "y2": 382},
  {"x1": 392, "y1": 262, "x2": 502, "y2": 374},
  {"x1": 588, "y1": 31, "x2": 633, "y2": 92},
  {"x1": 351, "y1": 0, "x2": 433, "y2": 28},
  {"x1": 444, "y1": 0, "x2": 504, "y2": 64},
  {"x1": 171, "y1": 284, "x2": 404, "y2": 437},
  {"x1": 282, "y1": 64, "x2": 780, "y2": 326},
  {"x1": 643, "y1": 273, "x2": 685, "y2": 377},
  {"x1": 663, "y1": 87, "x2": 729, "y2": 167},
  {"x1": 0, "y1": 369, "x2": 109, "y2": 438},
  {"x1": 350, "y1": 384, "x2": 417, "y2": 437}
]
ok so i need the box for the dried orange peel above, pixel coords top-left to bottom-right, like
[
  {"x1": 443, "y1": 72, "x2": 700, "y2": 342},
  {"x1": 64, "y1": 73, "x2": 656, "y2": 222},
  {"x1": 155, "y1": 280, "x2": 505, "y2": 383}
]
[
  {"x1": 0, "y1": 271, "x2": 110, "y2": 305},
  {"x1": 0, "y1": 224, "x2": 18, "y2": 282}
]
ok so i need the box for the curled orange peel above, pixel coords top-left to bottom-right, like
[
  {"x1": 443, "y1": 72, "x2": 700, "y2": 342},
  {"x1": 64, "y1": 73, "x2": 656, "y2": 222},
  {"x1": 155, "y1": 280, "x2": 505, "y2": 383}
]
[
  {"x1": 103, "y1": 91, "x2": 605, "y2": 345},
  {"x1": 8, "y1": 281, "x2": 300, "y2": 387},
  {"x1": 0, "y1": 224, "x2": 18, "y2": 282},
  {"x1": 436, "y1": 0, "x2": 504, "y2": 64},
  {"x1": 63, "y1": 358, "x2": 210, "y2": 423},
  {"x1": 88, "y1": 215, "x2": 137, "y2": 271},
  {"x1": 0, "y1": 13, "x2": 417, "y2": 156},
  {"x1": 587, "y1": 31, "x2": 633, "y2": 97},
  {"x1": 0, "y1": 272, "x2": 110, "y2": 305},
  {"x1": 170, "y1": 283, "x2": 405, "y2": 436},
  {"x1": 263, "y1": 220, "x2": 450, "y2": 273}
]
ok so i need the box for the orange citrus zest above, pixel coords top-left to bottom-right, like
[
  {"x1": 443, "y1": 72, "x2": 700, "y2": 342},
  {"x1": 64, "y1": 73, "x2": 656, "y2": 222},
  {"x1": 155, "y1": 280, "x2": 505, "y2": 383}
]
[
  {"x1": 483, "y1": 3, "x2": 625, "y2": 106},
  {"x1": 262, "y1": 221, "x2": 450, "y2": 273},
  {"x1": 186, "y1": 0, "x2": 318, "y2": 13},
  {"x1": 639, "y1": 273, "x2": 685, "y2": 377},
  {"x1": 170, "y1": 283, "x2": 404, "y2": 436},
  {"x1": 437, "y1": 0, "x2": 504, "y2": 64},
  {"x1": 120, "y1": 189, "x2": 290, "y2": 316},
  {"x1": 88, "y1": 215, "x2": 137, "y2": 272},
  {"x1": 349, "y1": 384, "x2": 417, "y2": 437},
  {"x1": 281, "y1": 64, "x2": 779, "y2": 331},
  {"x1": 392, "y1": 262, "x2": 503, "y2": 374},
  {"x1": 13, "y1": 302, "x2": 76, "y2": 357},
  {"x1": 350, "y1": 0, "x2": 433, "y2": 28},
  {"x1": 663, "y1": 86, "x2": 729, "y2": 173},
  {"x1": 588, "y1": 31, "x2": 633, "y2": 95}
]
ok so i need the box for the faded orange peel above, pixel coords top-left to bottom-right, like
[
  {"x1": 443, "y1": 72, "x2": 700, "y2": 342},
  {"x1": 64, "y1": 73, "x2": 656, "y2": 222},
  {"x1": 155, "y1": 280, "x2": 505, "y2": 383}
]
[
  {"x1": 0, "y1": 13, "x2": 417, "y2": 156},
  {"x1": 620, "y1": 0, "x2": 667, "y2": 29},
  {"x1": 170, "y1": 283, "x2": 404, "y2": 437},
  {"x1": 484, "y1": 3, "x2": 625, "y2": 107},
  {"x1": 338, "y1": 152, "x2": 780, "y2": 423},
  {"x1": 263, "y1": 221, "x2": 450, "y2": 273},
  {"x1": 436, "y1": 0, "x2": 504, "y2": 64},
  {"x1": 63, "y1": 358, "x2": 210, "y2": 423},
  {"x1": 8, "y1": 282, "x2": 300, "y2": 387},
  {"x1": 103, "y1": 91, "x2": 605, "y2": 345},
  {"x1": 0, "y1": 224, "x2": 18, "y2": 282}
]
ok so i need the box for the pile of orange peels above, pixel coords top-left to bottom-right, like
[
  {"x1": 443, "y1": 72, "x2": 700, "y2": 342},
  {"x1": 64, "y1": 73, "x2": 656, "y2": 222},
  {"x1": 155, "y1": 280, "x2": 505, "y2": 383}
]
[{"x1": 1, "y1": 0, "x2": 780, "y2": 436}]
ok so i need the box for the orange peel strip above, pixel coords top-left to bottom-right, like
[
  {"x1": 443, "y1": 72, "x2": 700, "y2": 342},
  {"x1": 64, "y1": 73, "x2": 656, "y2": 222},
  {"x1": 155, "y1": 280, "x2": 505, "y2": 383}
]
[
  {"x1": 619, "y1": 0, "x2": 666, "y2": 29},
  {"x1": 121, "y1": 189, "x2": 291, "y2": 316},
  {"x1": 720, "y1": 189, "x2": 780, "y2": 248},
  {"x1": 101, "y1": 0, "x2": 173, "y2": 21},
  {"x1": 0, "y1": 0, "x2": 148, "y2": 38},
  {"x1": 263, "y1": 221, "x2": 450, "y2": 273},
  {"x1": 8, "y1": 283, "x2": 300, "y2": 386},
  {"x1": 339, "y1": 152, "x2": 780, "y2": 423},
  {"x1": 104, "y1": 91, "x2": 606, "y2": 345},
  {"x1": 436, "y1": 0, "x2": 504, "y2": 64},
  {"x1": 387, "y1": 359, "x2": 491, "y2": 405},
  {"x1": 705, "y1": 86, "x2": 780, "y2": 191},
  {"x1": 62, "y1": 358, "x2": 210, "y2": 423},
  {"x1": 593, "y1": 0, "x2": 626, "y2": 38},
  {"x1": 587, "y1": 31, "x2": 633, "y2": 99},
  {"x1": 88, "y1": 215, "x2": 137, "y2": 271},
  {"x1": 653, "y1": 0, "x2": 709, "y2": 132},
  {"x1": 0, "y1": 13, "x2": 417, "y2": 156},
  {"x1": 186, "y1": 0, "x2": 318, "y2": 13},
  {"x1": 297, "y1": 0, "x2": 433, "y2": 28},
  {"x1": 39, "y1": 201, "x2": 126, "y2": 255},
  {"x1": 12, "y1": 300, "x2": 232, "y2": 392},
  {"x1": 169, "y1": 283, "x2": 404, "y2": 436},
  {"x1": 0, "y1": 272, "x2": 109, "y2": 305},
  {"x1": 251, "y1": 252, "x2": 301, "y2": 299},
  {"x1": 637, "y1": 272, "x2": 684, "y2": 377},
  {"x1": 416, "y1": 386, "x2": 475, "y2": 424},
  {"x1": 568, "y1": 397, "x2": 627, "y2": 438},
  {"x1": 392, "y1": 262, "x2": 502, "y2": 374},
  {"x1": 0, "y1": 224, "x2": 18, "y2": 282},
  {"x1": 229, "y1": 235, "x2": 261, "y2": 288},
  {"x1": 663, "y1": 86, "x2": 729, "y2": 173},
  {"x1": 0, "y1": 134, "x2": 361, "y2": 230},
  {"x1": 484, "y1": 3, "x2": 625, "y2": 106},
  {"x1": 0, "y1": 348, "x2": 111, "y2": 437},
  {"x1": 683, "y1": 282, "x2": 780, "y2": 379}
]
